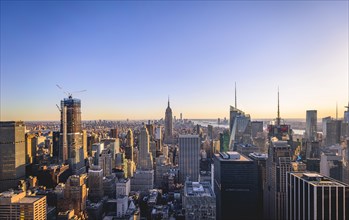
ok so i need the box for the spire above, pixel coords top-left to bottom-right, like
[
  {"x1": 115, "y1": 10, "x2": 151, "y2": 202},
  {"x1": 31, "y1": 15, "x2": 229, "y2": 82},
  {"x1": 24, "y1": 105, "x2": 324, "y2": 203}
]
[
  {"x1": 277, "y1": 87, "x2": 281, "y2": 126},
  {"x1": 235, "y1": 82, "x2": 237, "y2": 109},
  {"x1": 336, "y1": 102, "x2": 338, "y2": 120},
  {"x1": 168, "y1": 95, "x2": 170, "y2": 108}
]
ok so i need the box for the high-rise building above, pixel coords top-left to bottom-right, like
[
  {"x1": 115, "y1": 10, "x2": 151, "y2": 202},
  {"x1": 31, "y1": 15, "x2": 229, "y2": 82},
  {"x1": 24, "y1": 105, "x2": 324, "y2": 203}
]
[
  {"x1": 305, "y1": 110, "x2": 317, "y2": 141},
  {"x1": 213, "y1": 151, "x2": 259, "y2": 220},
  {"x1": 137, "y1": 125, "x2": 153, "y2": 170},
  {"x1": 251, "y1": 121, "x2": 263, "y2": 138},
  {"x1": 320, "y1": 152, "x2": 343, "y2": 181},
  {"x1": 325, "y1": 119, "x2": 342, "y2": 146},
  {"x1": 0, "y1": 121, "x2": 26, "y2": 192},
  {"x1": 183, "y1": 181, "x2": 216, "y2": 219},
  {"x1": 52, "y1": 131, "x2": 60, "y2": 160},
  {"x1": 110, "y1": 128, "x2": 118, "y2": 138},
  {"x1": 99, "y1": 149, "x2": 113, "y2": 177},
  {"x1": 59, "y1": 96, "x2": 85, "y2": 175},
  {"x1": 0, "y1": 191, "x2": 47, "y2": 219},
  {"x1": 229, "y1": 106, "x2": 252, "y2": 149},
  {"x1": 248, "y1": 152, "x2": 268, "y2": 218},
  {"x1": 164, "y1": 98, "x2": 173, "y2": 144},
  {"x1": 125, "y1": 129, "x2": 134, "y2": 162},
  {"x1": 286, "y1": 172, "x2": 349, "y2": 220},
  {"x1": 264, "y1": 140, "x2": 292, "y2": 220},
  {"x1": 219, "y1": 130, "x2": 230, "y2": 152},
  {"x1": 88, "y1": 166, "x2": 103, "y2": 202},
  {"x1": 63, "y1": 174, "x2": 87, "y2": 218},
  {"x1": 116, "y1": 178, "x2": 130, "y2": 197},
  {"x1": 25, "y1": 133, "x2": 36, "y2": 164},
  {"x1": 178, "y1": 135, "x2": 200, "y2": 182}
]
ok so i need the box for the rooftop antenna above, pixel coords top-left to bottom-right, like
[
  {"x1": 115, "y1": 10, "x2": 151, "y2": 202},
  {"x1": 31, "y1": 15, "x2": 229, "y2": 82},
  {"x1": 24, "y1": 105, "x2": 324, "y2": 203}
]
[
  {"x1": 277, "y1": 87, "x2": 281, "y2": 126},
  {"x1": 168, "y1": 95, "x2": 170, "y2": 107},
  {"x1": 235, "y1": 82, "x2": 237, "y2": 109},
  {"x1": 345, "y1": 71, "x2": 349, "y2": 113}
]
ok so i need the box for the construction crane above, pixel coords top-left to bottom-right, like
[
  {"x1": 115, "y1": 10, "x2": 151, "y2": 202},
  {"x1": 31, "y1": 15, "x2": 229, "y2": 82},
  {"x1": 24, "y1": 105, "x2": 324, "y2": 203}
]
[{"x1": 56, "y1": 84, "x2": 86, "y2": 99}]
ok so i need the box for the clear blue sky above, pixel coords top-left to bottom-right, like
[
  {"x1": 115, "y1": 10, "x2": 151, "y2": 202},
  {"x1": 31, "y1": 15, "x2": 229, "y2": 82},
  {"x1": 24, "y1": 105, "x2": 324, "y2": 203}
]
[{"x1": 1, "y1": 1, "x2": 348, "y2": 120}]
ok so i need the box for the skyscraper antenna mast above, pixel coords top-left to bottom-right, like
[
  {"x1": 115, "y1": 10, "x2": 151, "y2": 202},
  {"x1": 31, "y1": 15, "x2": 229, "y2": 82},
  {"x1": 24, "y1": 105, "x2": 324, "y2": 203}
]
[{"x1": 277, "y1": 87, "x2": 281, "y2": 126}]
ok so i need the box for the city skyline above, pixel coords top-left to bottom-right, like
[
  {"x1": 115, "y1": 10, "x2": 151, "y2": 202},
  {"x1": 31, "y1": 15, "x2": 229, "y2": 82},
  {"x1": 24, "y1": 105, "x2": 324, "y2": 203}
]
[{"x1": 1, "y1": 1, "x2": 348, "y2": 121}]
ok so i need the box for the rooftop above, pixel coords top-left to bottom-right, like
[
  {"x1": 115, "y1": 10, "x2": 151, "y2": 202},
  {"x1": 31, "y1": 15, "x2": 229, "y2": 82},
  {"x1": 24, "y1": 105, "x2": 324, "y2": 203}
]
[
  {"x1": 215, "y1": 151, "x2": 251, "y2": 162},
  {"x1": 291, "y1": 172, "x2": 349, "y2": 187},
  {"x1": 184, "y1": 181, "x2": 215, "y2": 197},
  {"x1": 18, "y1": 196, "x2": 44, "y2": 204}
]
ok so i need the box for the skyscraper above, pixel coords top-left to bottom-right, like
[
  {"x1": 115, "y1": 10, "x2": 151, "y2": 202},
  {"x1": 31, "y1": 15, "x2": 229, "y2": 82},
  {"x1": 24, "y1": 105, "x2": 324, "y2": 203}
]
[
  {"x1": 164, "y1": 98, "x2": 173, "y2": 144},
  {"x1": 88, "y1": 166, "x2": 103, "y2": 202},
  {"x1": 178, "y1": 135, "x2": 200, "y2": 182},
  {"x1": 229, "y1": 83, "x2": 252, "y2": 149},
  {"x1": 213, "y1": 151, "x2": 259, "y2": 220},
  {"x1": 59, "y1": 96, "x2": 85, "y2": 175},
  {"x1": 286, "y1": 172, "x2": 349, "y2": 220},
  {"x1": 125, "y1": 129, "x2": 134, "y2": 161},
  {"x1": 264, "y1": 140, "x2": 292, "y2": 220},
  {"x1": 99, "y1": 149, "x2": 113, "y2": 177},
  {"x1": 138, "y1": 125, "x2": 153, "y2": 170},
  {"x1": 0, "y1": 121, "x2": 26, "y2": 192},
  {"x1": 305, "y1": 110, "x2": 317, "y2": 141}
]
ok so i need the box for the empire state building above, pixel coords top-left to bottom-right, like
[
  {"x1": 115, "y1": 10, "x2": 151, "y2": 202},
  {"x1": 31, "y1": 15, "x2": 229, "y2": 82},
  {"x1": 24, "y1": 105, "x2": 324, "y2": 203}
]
[{"x1": 164, "y1": 98, "x2": 173, "y2": 144}]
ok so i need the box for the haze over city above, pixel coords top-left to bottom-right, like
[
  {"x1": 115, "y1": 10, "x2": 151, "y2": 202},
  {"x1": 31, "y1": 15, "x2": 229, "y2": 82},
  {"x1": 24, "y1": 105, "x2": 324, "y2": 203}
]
[{"x1": 1, "y1": 1, "x2": 348, "y2": 121}]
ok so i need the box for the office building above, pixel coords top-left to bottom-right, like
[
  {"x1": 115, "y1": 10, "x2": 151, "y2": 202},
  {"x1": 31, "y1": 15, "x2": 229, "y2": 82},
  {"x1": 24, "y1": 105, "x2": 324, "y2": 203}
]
[
  {"x1": 264, "y1": 140, "x2": 292, "y2": 220},
  {"x1": 249, "y1": 152, "x2": 268, "y2": 218},
  {"x1": 116, "y1": 178, "x2": 130, "y2": 197},
  {"x1": 286, "y1": 172, "x2": 349, "y2": 220},
  {"x1": 88, "y1": 166, "x2": 103, "y2": 202},
  {"x1": 214, "y1": 151, "x2": 259, "y2": 220},
  {"x1": 305, "y1": 110, "x2": 317, "y2": 141},
  {"x1": 52, "y1": 131, "x2": 60, "y2": 160},
  {"x1": 325, "y1": 119, "x2": 342, "y2": 146},
  {"x1": 125, "y1": 129, "x2": 134, "y2": 161},
  {"x1": 116, "y1": 196, "x2": 128, "y2": 218},
  {"x1": 219, "y1": 130, "x2": 230, "y2": 152},
  {"x1": 183, "y1": 181, "x2": 216, "y2": 220},
  {"x1": 164, "y1": 98, "x2": 173, "y2": 144},
  {"x1": 99, "y1": 149, "x2": 113, "y2": 177},
  {"x1": 0, "y1": 191, "x2": 47, "y2": 220},
  {"x1": 62, "y1": 174, "x2": 87, "y2": 218},
  {"x1": 251, "y1": 121, "x2": 263, "y2": 138},
  {"x1": 179, "y1": 135, "x2": 200, "y2": 182},
  {"x1": 0, "y1": 121, "x2": 26, "y2": 192},
  {"x1": 138, "y1": 125, "x2": 153, "y2": 170},
  {"x1": 131, "y1": 170, "x2": 154, "y2": 192},
  {"x1": 320, "y1": 152, "x2": 343, "y2": 181},
  {"x1": 59, "y1": 96, "x2": 85, "y2": 175},
  {"x1": 229, "y1": 105, "x2": 252, "y2": 149},
  {"x1": 110, "y1": 128, "x2": 118, "y2": 138}
]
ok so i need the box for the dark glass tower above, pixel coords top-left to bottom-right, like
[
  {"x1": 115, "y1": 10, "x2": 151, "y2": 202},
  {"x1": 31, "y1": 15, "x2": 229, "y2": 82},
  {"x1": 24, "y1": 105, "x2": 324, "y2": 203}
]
[
  {"x1": 59, "y1": 96, "x2": 85, "y2": 175},
  {"x1": 214, "y1": 151, "x2": 259, "y2": 220},
  {"x1": 0, "y1": 121, "x2": 26, "y2": 192}
]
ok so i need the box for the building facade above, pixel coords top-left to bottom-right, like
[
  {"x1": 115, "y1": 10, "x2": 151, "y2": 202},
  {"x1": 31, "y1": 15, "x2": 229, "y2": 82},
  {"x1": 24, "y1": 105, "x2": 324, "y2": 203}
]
[
  {"x1": 179, "y1": 135, "x2": 200, "y2": 182},
  {"x1": 0, "y1": 121, "x2": 26, "y2": 192},
  {"x1": 164, "y1": 99, "x2": 173, "y2": 144},
  {"x1": 286, "y1": 172, "x2": 349, "y2": 220},
  {"x1": 214, "y1": 151, "x2": 259, "y2": 220},
  {"x1": 264, "y1": 140, "x2": 292, "y2": 220}
]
